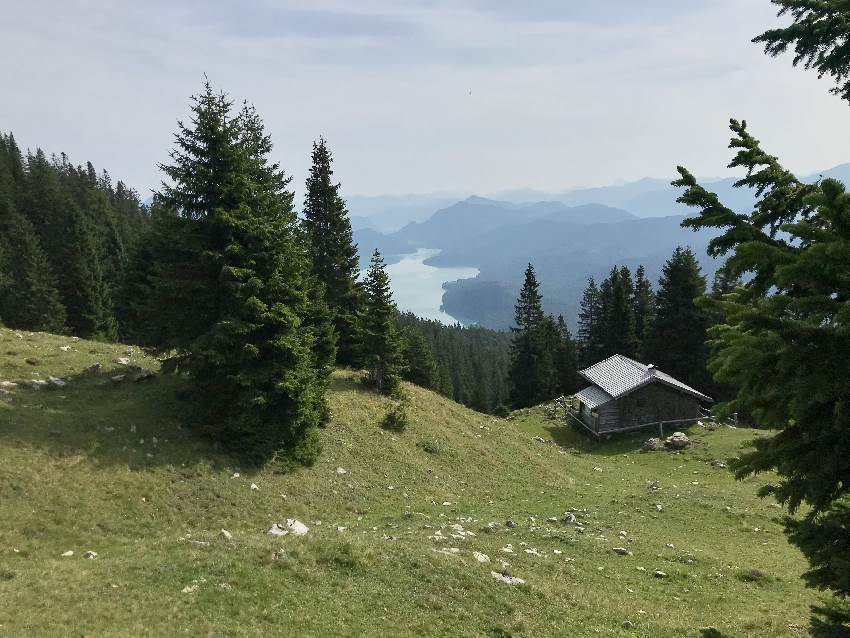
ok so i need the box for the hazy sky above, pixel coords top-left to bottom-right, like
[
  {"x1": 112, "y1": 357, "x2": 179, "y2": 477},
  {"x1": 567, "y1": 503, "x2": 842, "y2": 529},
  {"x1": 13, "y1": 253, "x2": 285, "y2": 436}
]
[{"x1": 3, "y1": 0, "x2": 849, "y2": 198}]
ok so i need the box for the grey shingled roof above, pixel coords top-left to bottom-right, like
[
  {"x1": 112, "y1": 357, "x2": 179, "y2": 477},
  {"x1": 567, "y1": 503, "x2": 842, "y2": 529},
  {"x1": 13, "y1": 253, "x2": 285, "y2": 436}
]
[
  {"x1": 578, "y1": 354, "x2": 712, "y2": 402},
  {"x1": 574, "y1": 385, "x2": 613, "y2": 410}
]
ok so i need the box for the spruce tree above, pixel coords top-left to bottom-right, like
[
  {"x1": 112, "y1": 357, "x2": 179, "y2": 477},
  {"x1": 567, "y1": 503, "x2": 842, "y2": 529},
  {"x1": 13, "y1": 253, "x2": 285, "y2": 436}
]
[
  {"x1": 400, "y1": 325, "x2": 439, "y2": 390},
  {"x1": 632, "y1": 264, "x2": 655, "y2": 359},
  {"x1": 361, "y1": 250, "x2": 403, "y2": 394},
  {"x1": 508, "y1": 263, "x2": 555, "y2": 408},
  {"x1": 155, "y1": 84, "x2": 327, "y2": 464},
  {"x1": 0, "y1": 198, "x2": 66, "y2": 332},
  {"x1": 553, "y1": 314, "x2": 579, "y2": 395},
  {"x1": 302, "y1": 138, "x2": 363, "y2": 366},
  {"x1": 577, "y1": 277, "x2": 603, "y2": 367},
  {"x1": 599, "y1": 266, "x2": 638, "y2": 359},
  {"x1": 643, "y1": 247, "x2": 708, "y2": 388}
]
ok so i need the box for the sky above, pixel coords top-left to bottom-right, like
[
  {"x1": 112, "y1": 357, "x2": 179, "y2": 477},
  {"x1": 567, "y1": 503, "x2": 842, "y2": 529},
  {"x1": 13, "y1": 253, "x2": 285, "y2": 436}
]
[{"x1": 2, "y1": 0, "x2": 849, "y2": 199}]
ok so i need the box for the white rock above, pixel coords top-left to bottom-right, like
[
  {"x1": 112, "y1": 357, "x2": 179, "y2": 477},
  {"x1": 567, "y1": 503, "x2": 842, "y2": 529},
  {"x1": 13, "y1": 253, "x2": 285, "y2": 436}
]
[
  {"x1": 524, "y1": 548, "x2": 544, "y2": 557},
  {"x1": 59, "y1": 345, "x2": 71, "y2": 352},
  {"x1": 84, "y1": 363, "x2": 102, "y2": 374},
  {"x1": 283, "y1": 518, "x2": 309, "y2": 536},
  {"x1": 111, "y1": 375, "x2": 126, "y2": 383},
  {"x1": 653, "y1": 570, "x2": 668, "y2": 578},
  {"x1": 114, "y1": 357, "x2": 131, "y2": 366},
  {"x1": 336, "y1": 467, "x2": 347, "y2": 475},
  {"x1": 84, "y1": 551, "x2": 98, "y2": 560},
  {"x1": 613, "y1": 547, "x2": 632, "y2": 556},
  {"x1": 219, "y1": 529, "x2": 233, "y2": 540},
  {"x1": 61, "y1": 550, "x2": 74, "y2": 557},
  {"x1": 336, "y1": 526, "x2": 347, "y2": 533},
  {"x1": 473, "y1": 551, "x2": 490, "y2": 563},
  {"x1": 491, "y1": 571, "x2": 525, "y2": 586},
  {"x1": 181, "y1": 584, "x2": 198, "y2": 594},
  {"x1": 250, "y1": 483, "x2": 259, "y2": 491},
  {"x1": 0, "y1": 381, "x2": 18, "y2": 390},
  {"x1": 48, "y1": 376, "x2": 66, "y2": 388},
  {"x1": 231, "y1": 472, "x2": 240, "y2": 479}
]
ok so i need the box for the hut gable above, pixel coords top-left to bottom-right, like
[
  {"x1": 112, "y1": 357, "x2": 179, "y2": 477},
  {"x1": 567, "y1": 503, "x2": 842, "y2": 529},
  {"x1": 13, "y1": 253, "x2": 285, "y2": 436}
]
[{"x1": 569, "y1": 354, "x2": 712, "y2": 436}]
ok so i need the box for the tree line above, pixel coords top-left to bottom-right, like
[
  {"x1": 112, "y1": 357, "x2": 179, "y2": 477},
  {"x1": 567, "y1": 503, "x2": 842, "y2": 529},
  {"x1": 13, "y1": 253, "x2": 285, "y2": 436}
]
[{"x1": 507, "y1": 246, "x2": 728, "y2": 409}]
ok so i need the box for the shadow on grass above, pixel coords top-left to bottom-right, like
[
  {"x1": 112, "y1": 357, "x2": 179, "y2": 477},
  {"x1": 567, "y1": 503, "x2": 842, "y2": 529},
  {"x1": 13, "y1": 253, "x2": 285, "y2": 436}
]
[
  {"x1": 0, "y1": 366, "x2": 239, "y2": 473},
  {"x1": 541, "y1": 419, "x2": 703, "y2": 457}
]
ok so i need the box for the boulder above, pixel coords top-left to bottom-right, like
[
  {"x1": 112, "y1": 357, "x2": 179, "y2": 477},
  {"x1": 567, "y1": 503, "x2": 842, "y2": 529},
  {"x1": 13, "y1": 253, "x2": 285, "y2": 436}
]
[
  {"x1": 219, "y1": 529, "x2": 233, "y2": 540},
  {"x1": 114, "y1": 357, "x2": 130, "y2": 366},
  {"x1": 473, "y1": 551, "x2": 490, "y2": 563},
  {"x1": 48, "y1": 376, "x2": 67, "y2": 388},
  {"x1": 267, "y1": 519, "x2": 309, "y2": 537},
  {"x1": 664, "y1": 432, "x2": 690, "y2": 450},
  {"x1": 653, "y1": 570, "x2": 667, "y2": 578},
  {"x1": 640, "y1": 438, "x2": 659, "y2": 453},
  {"x1": 61, "y1": 550, "x2": 74, "y2": 557},
  {"x1": 28, "y1": 379, "x2": 48, "y2": 390},
  {"x1": 84, "y1": 363, "x2": 103, "y2": 374},
  {"x1": 613, "y1": 547, "x2": 632, "y2": 556},
  {"x1": 0, "y1": 381, "x2": 18, "y2": 390},
  {"x1": 111, "y1": 375, "x2": 126, "y2": 383},
  {"x1": 490, "y1": 571, "x2": 525, "y2": 586},
  {"x1": 562, "y1": 512, "x2": 577, "y2": 525},
  {"x1": 84, "y1": 551, "x2": 98, "y2": 560},
  {"x1": 134, "y1": 369, "x2": 154, "y2": 382},
  {"x1": 25, "y1": 357, "x2": 40, "y2": 366}
]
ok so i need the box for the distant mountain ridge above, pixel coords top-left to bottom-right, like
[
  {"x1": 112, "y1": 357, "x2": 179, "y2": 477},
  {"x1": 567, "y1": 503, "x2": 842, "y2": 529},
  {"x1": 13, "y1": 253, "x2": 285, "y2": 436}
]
[{"x1": 351, "y1": 163, "x2": 850, "y2": 329}]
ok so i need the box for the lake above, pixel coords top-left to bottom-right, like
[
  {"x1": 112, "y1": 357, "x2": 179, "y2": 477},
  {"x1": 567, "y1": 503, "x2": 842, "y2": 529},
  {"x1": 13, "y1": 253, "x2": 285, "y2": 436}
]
[{"x1": 386, "y1": 248, "x2": 479, "y2": 324}]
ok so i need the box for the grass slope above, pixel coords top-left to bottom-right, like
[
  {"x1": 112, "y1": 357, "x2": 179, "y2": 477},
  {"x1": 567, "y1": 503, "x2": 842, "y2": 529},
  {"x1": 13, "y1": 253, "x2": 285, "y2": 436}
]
[{"x1": 0, "y1": 328, "x2": 815, "y2": 637}]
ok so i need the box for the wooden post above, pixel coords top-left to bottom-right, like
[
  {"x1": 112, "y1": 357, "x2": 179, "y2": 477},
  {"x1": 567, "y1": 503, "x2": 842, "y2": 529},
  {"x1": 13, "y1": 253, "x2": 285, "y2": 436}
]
[{"x1": 658, "y1": 422, "x2": 664, "y2": 438}]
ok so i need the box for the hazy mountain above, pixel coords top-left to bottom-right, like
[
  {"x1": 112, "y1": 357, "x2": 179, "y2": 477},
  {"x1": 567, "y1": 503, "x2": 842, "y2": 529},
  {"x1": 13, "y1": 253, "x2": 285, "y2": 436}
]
[{"x1": 347, "y1": 193, "x2": 460, "y2": 232}]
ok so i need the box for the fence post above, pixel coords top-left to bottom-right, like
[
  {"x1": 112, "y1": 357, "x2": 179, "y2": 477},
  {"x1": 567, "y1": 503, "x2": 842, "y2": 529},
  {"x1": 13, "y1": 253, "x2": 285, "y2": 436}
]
[{"x1": 658, "y1": 422, "x2": 664, "y2": 438}]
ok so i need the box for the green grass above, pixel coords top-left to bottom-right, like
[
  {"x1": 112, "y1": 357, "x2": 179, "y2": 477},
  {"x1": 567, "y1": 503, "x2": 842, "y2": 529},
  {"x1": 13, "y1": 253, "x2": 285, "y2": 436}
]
[{"x1": 0, "y1": 327, "x2": 817, "y2": 637}]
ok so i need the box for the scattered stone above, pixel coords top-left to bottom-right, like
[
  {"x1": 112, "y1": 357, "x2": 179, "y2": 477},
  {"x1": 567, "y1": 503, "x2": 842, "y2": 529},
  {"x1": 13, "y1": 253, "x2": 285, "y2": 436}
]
[
  {"x1": 114, "y1": 357, "x2": 130, "y2": 366},
  {"x1": 665, "y1": 543, "x2": 675, "y2": 549},
  {"x1": 593, "y1": 466, "x2": 603, "y2": 472},
  {"x1": 218, "y1": 583, "x2": 232, "y2": 591},
  {"x1": 623, "y1": 620, "x2": 635, "y2": 629},
  {"x1": 664, "y1": 432, "x2": 691, "y2": 450},
  {"x1": 524, "y1": 548, "x2": 544, "y2": 557},
  {"x1": 441, "y1": 502, "x2": 452, "y2": 506},
  {"x1": 267, "y1": 524, "x2": 288, "y2": 536},
  {"x1": 655, "y1": 504, "x2": 663, "y2": 512},
  {"x1": 59, "y1": 345, "x2": 71, "y2": 352},
  {"x1": 282, "y1": 518, "x2": 309, "y2": 536},
  {"x1": 48, "y1": 376, "x2": 66, "y2": 388},
  {"x1": 83, "y1": 551, "x2": 98, "y2": 560},
  {"x1": 134, "y1": 369, "x2": 154, "y2": 382},
  {"x1": 562, "y1": 512, "x2": 577, "y2": 524},
  {"x1": 491, "y1": 571, "x2": 525, "y2": 586},
  {"x1": 25, "y1": 357, "x2": 40, "y2": 366},
  {"x1": 84, "y1": 363, "x2": 103, "y2": 374},
  {"x1": 505, "y1": 519, "x2": 517, "y2": 529},
  {"x1": 0, "y1": 381, "x2": 18, "y2": 390},
  {"x1": 473, "y1": 551, "x2": 490, "y2": 563},
  {"x1": 653, "y1": 570, "x2": 668, "y2": 578},
  {"x1": 501, "y1": 545, "x2": 514, "y2": 554},
  {"x1": 231, "y1": 472, "x2": 240, "y2": 479},
  {"x1": 336, "y1": 526, "x2": 347, "y2": 533},
  {"x1": 111, "y1": 375, "x2": 126, "y2": 383},
  {"x1": 336, "y1": 467, "x2": 347, "y2": 475},
  {"x1": 641, "y1": 438, "x2": 659, "y2": 453},
  {"x1": 181, "y1": 584, "x2": 198, "y2": 594},
  {"x1": 532, "y1": 436, "x2": 547, "y2": 444},
  {"x1": 250, "y1": 483, "x2": 259, "y2": 491},
  {"x1": 28, "y1": 379, "x2": 48, "y2": 390},
  {"x1": 648, "y1": 480, "x2": 660, "y2": 491},
  {"x1": 219, "y1": 529, "x2": 233, "y2": 540},
  {"x1": 613, "y1": 547, "x2": 632, "y2": 556},
  {"x1": 61, "y1": 550, "x2": 74, "y2": 557},
  {"x1": 711, "y1": 459, "x2": 727, "y2": 468},
  {"x1": 188, "y1": 540, "x2": 211, "y2": 547},
  {"x1": 547, "y1": 516, "x2": 558, "y2": 523}
]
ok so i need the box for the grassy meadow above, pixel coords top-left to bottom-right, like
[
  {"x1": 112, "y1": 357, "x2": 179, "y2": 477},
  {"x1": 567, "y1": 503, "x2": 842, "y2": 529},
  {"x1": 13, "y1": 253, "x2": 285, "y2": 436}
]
[{"x1": 0, "y1": 328, "x2": 817, "y2": 637}]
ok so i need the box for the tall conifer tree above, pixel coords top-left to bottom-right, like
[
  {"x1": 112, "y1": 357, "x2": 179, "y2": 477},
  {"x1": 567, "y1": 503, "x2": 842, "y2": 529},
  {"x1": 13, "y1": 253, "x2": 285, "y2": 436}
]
[
  {"x1": 302, "y1": 138, "x2": 363, "y2": 365},
  {"x1": 155, "y1": 83, "x2": 327, "y2": 464},
  {"x1": 508, "y1": 263, "x2": 556, "y2": 408},
  {"x1": 361, "y1": 250, "x2": 403, "y2": 394},
  {"x1": 577, "y1": 277, "x2": 603, "y2": 367},
  {"x1": 632, "y1": 264, "x2": 655, "y2": 359},
  {"x1": 643, "y1": 247, "x2": 708, "y2": 388}
]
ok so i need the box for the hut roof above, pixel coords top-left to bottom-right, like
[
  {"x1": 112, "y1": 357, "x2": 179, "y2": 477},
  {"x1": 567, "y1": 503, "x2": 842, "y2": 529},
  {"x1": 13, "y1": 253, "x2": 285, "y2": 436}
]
[
  {"x1": 577, "y1": 354, "x2": 712, "y2": 404},
  {"x1": 574, "y1": 385, "x2": 613, "y2": 410}
]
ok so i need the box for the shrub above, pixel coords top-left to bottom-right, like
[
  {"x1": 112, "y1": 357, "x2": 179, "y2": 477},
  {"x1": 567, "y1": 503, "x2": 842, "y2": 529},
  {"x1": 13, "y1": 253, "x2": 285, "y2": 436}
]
[
  {"x1": 381, "y1": 401, "x2": 409, "y2": 433},
  {"x1": 493, "y1": 404, "x2": 511, "y2": 418},
  {"x1": 417, "y1": 440, "x2": 441, "y2": 455}
]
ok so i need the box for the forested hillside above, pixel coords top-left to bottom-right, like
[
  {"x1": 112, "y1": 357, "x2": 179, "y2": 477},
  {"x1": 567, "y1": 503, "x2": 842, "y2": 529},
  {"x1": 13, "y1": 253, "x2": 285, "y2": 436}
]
[{"x1": 0, "y1": 133, "x2": 148, "y2": 340}]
